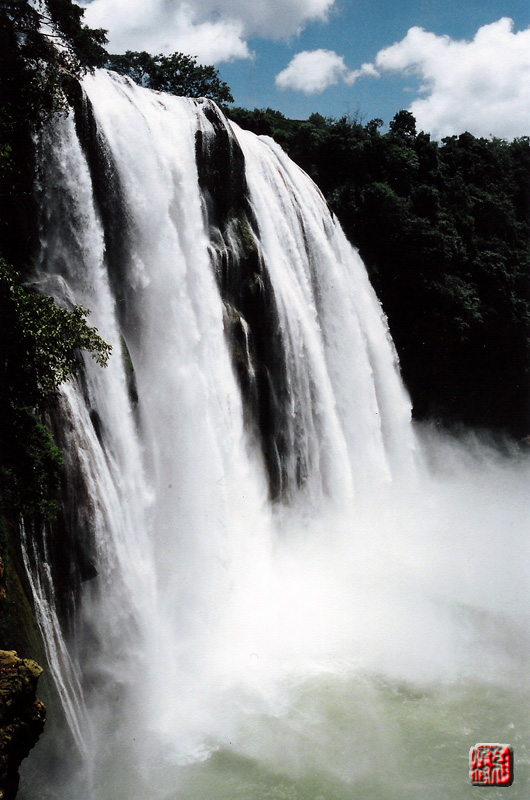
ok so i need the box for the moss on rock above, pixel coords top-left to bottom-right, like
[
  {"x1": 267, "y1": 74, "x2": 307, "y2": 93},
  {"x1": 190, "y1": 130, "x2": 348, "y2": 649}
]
[{"x1": 0, "y1": 650, "x2": 46, "y2": 800}]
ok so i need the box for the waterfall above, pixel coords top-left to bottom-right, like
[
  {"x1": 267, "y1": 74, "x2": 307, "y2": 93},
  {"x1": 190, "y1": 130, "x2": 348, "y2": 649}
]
[{"x1": 20, "y1": 71, "x2": 530, "y2": 800}]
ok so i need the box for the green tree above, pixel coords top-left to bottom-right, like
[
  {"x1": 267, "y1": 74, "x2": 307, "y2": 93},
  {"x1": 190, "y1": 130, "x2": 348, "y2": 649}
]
[
  {"x1": 1, "y1": 0, "x2": 109, "y2": 267},
  {"x1": 0, "y1": 261, "x2": 111, "y2": 518},
  {"x1": 106, "y1": 50, "x2": 234, "y2": 104},
  {"x1": 389, "y1": 109, "x2": 417, "y2": 138},
  {"x1": 0, "y1": 0, "x2": 107, "y2": 127}
]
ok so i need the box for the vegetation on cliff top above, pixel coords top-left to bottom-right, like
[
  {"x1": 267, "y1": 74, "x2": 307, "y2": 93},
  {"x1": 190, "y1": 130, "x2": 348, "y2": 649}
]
[
  {"x1": 105, "y1": 50, "x2": 234, "y2": 104},
  {"x1": 0, "y1": 0, "x2": 107, "y2": 129}
]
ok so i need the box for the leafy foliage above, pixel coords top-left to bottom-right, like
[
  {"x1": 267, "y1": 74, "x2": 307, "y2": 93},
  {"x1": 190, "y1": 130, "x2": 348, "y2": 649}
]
[
  {"x1": 228, "y1": 107, "x2": 530, "y2": 435},
  {"x1": 0, "y1": 408, "x2": 64, "y2": 520},
  {"x1": 0, "y1": 0, "x2": 107, "y2": 127},
  {"x1": 0, "y1": 261, "x2": 111, "y2": 518},
  {"x1": 389, "y1": 109, "x2": 417, "y2": 138},
  {"x1": 1, "y1": 261, "x2": 111, "y2": 403},
  {"x1": 106, "y1": 50, "x2": 234, "y2": 104},
  {"x1": 1, "y1": 0, "x2": 109, "y2": 269}
]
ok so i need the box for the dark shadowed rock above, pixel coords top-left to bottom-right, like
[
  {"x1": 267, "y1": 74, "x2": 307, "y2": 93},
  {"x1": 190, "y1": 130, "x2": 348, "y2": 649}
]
[
  {"x1": 0, "y1": 650, "x2": 46, "y2": 800},
  {"x1": 0, "y1": 560, "x2": 6, "y2": 607}
]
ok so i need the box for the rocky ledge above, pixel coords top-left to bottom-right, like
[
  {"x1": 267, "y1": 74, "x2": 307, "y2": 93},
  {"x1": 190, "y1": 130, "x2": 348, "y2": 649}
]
[{"x1": 0, "y1": 650, "x2": 46, "y2": 800}]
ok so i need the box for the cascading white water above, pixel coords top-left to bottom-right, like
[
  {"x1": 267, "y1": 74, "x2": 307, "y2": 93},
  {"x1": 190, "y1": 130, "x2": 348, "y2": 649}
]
[{"x1": 20, "y1": 71, "x2": 530, "y2": 800}]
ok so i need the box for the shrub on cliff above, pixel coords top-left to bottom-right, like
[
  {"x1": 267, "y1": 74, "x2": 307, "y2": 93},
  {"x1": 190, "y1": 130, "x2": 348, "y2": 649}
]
[{"x1": 0, "y1": 261, "x2": 111, "y2": 519}]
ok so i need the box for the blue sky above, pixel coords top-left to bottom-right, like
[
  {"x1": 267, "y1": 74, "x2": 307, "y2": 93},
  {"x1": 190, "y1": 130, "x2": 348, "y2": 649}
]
[{"x1": 82, "y1": 0, "x2": 530, "y2": 138}]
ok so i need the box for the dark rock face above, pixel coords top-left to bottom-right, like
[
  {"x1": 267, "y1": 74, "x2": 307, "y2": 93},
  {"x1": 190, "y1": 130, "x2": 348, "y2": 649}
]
[
  {"x1": 195, "y1": 103, "x2": 294, "y2": 501},
  {"x1": 0, "y1": 560, "x2": 6, "y2": 607},
  {"x1": 71, "y1": 83, "x2": 133, "y2": 324},
  {"x1": 0, "y1": 650, "x2": 46, "y2": 800}
]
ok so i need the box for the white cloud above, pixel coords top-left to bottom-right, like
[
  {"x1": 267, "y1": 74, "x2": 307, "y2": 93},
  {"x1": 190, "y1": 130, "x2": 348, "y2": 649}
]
[
  {"x1": 344, "y1": 62, "x2": 380, "y2": 86},
  {"x1": 276, "y1": 49, "x2": 347, "y2": 94},
  {"x1": 374, "y1": 18, "x2": 530, "y2": 139},
  {"x1": 214, "y1": 0, "x2": 334, "y2": 39},
  {"x1": 275, "y1": 50, "x2": 379, "y2": 95},
  {"x1": 82, "y1": 0, "x2": 335, "y2": 63}
]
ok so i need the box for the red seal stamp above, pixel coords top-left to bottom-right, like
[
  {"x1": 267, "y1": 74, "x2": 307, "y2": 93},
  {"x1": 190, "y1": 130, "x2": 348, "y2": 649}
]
[{"x1": 470, "y1": 743, "x2": 513, "y2": 786}]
